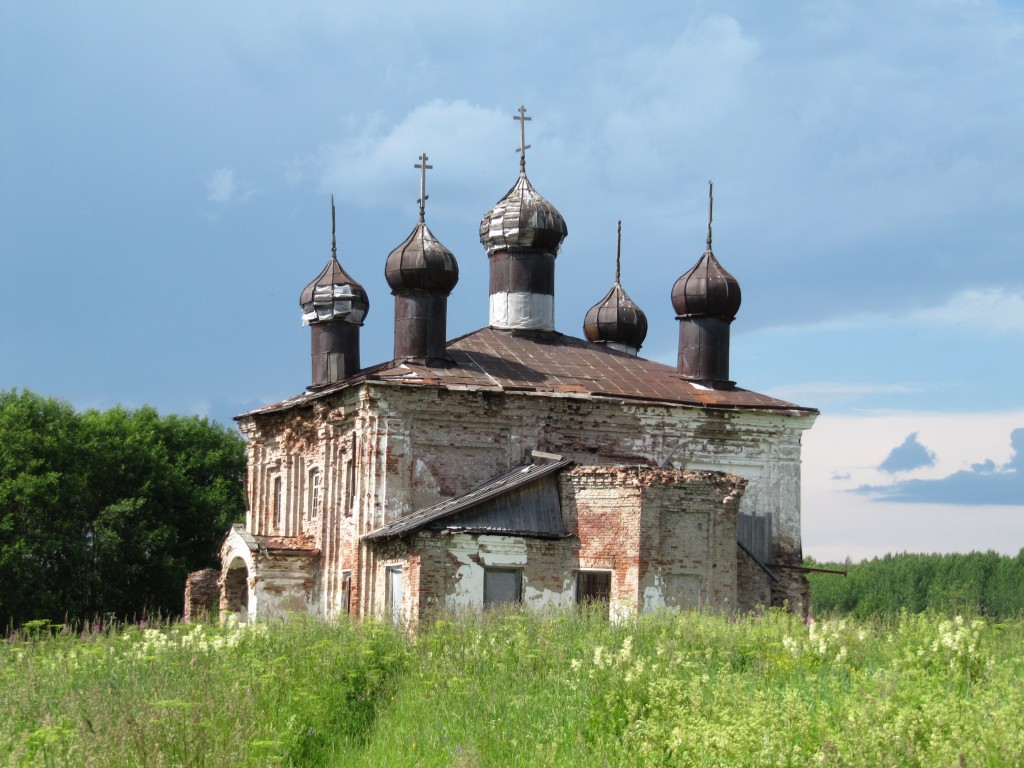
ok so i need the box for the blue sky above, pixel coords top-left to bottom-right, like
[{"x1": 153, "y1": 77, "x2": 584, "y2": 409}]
[{"x1": 2, "y1": 1, "x2": 1022, "y2": 561}]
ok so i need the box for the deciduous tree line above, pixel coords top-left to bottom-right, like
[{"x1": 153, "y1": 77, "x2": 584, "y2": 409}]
[
  {"x1": 0, "y1": 389, "x2": 245, "y2": 628},
  {"x1": 807, "y1": 550, "x2": 1024, "y2": 618}
]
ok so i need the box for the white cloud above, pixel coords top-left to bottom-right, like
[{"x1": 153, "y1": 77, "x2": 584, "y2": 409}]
[
  {"x1": 907, "y1": 288, "x2": 1024, "y2": 333},
  {"x1": 318, "y1": 100, "x2": 510, "y2": 213},
  {"x1": 206, "y1": 167, "x2": 236, "y2": 203},
  {"x1": 754, "y1": 288, "x2": 1024, "y2": 338},
  {"x1": 205, "y1": 167, "x2": 258, "y2": 205},
  {"x1": 801, "y1": 410, "x2": 1024, "y2": 561}
]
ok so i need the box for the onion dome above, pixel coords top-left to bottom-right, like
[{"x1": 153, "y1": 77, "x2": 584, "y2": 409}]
[
  {"x1": 584, "y1": 221, "x2": 648, "y2": 353},
  {"x1": 671, "y1": 251, "x2": 741, "y2": 319},
  {"x1": 584, "y1": 283, "x2": 649, "y2": 350},
  {"x1": 385, "y1": 220, "x2": 459, "y2": 294},
  {"x1": 300, "y1": 256, "x2": 369, "y2": 325},
  {"x1": 479, "y1": 172, "x2": 568, "y2": 256},
  {"x1": 300, "y1": 200, "x2": 369, "y2": 326},
  {"x1": 671, "y1": 184, "x2": 740, "y2": 319}
]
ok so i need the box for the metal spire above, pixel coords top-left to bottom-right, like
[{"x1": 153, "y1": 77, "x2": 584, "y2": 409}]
[
  {"x1": 414, "y1": 152, "x2": 432, "y2": 223},
  {"x1": 331, "y1": 194, "x2": 337, "y2": 259},
  {"x1": 706, "y1": 180, "x2": 714, "y2": 252},
  {"x1": 514, "y1": 104, "x2": 532, "y2": 172},
  {"x1": 615, "y1": 220, "x2": 622, "y2": 285}
]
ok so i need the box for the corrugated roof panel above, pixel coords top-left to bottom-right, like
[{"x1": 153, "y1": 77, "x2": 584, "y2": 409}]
[{"x1": 363, "y1": 458, "x2": 572, "y2": 541}]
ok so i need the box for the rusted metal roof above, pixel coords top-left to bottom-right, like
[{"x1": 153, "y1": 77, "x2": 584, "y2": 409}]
[
  {"x1": 241, "y1": 326, "x2": 816, "y2": 418},
  {"x1": 363, "y1": 458, "x2": 572, "y2": 541}
]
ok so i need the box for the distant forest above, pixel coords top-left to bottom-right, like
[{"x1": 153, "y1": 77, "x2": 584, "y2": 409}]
[{"x1": 806, "y1": 550, "x2": 1024, "y2": 618}]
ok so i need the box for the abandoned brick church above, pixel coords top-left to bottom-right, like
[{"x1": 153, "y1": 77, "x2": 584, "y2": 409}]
[{"x1": 185, "y1": 108, "x2": 818, "y2": 624}]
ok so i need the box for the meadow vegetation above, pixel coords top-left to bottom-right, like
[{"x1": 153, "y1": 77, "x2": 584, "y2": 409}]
[{"x1": 3, "y1": 608, "x2": 1022, "y2": 767}]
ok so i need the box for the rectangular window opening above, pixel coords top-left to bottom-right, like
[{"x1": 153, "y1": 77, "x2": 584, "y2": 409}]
[
  {"x1": 309, "y1": 469, "x2": 322, "y2": 519},
  {"x1": 345, "y1": 460, "x2": 355, "y2": 517},
  {"x1": 576, "y1": 570, "x2": 612, "y2": 610},
  {"x1": 341, "y1": 570, "x2": 351, "y2": 615},
  {"x1": 483, "y1": 567, "x2": 522, "y2": 607},
  {"x1": 273, "y1": 476, "x2": 283, "y2": 532},
  {"x1": 385, "y1": 565, "x2": 402, "y2": 624}
]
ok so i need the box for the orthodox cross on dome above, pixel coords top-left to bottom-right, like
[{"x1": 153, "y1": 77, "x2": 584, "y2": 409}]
[
  {"x1": 331, "y1": 194, "x2": 337, "y2": 258},
  {"x1": 514, "y1": 104, "x2": 532, "y2": 172},
  {"x1": 415, "y1": 152, "x2": 432, "y2": 223},
  {"x1": 615, "y1": 220, "x2": 622, "y2": 285},
  {"x1": 706, "y1": 180, "x2": 714, "y2": 252}
]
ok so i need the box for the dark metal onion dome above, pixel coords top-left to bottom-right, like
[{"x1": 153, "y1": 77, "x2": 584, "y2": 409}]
[
  {"x1": 386, "y1": 154, "x2": 458, "y2": 364},
  {"x1": 671, "y1": 184, "x2": 740, "y2": 319},
  {"x1": 385, "y1": 220, "x2": 459, "y2": 294},
  {"x1": 584, "y1": 284, "x2": 649, "y2": 350},
  {"x1": 671, "y1": 250, "x2": 741, "y2": 319},
  {"x1": 673, "y1": 182, "x2": 739, "y2": 386},
  {"x1": 479, "y1": 171, "x2": 568, "y2": 256},
  {"x1": 300, "y1": 199, "x2": 369, "y2": 327},
  {"x1": 583, "y1": 221, "x2": 648, "y2": 354}
]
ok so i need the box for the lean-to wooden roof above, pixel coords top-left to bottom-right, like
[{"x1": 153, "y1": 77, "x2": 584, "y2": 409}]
[{"x1": 363, "y1": 458, "x2": 572, "y2": 541}]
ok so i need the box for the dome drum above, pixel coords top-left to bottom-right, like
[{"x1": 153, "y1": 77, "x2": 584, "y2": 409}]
[
  {"x1": 393, "y1": 293, "x2": 450, "y2": 363},
  {"x1": 677, "y1": 316, "x2": 733, "y2": 386},
  {"x1": 488, "y1": 251, "x2": 555, "y2": 295},
  {"x1": 310, "y1": 322, "x2": 361, "y2": 387}
]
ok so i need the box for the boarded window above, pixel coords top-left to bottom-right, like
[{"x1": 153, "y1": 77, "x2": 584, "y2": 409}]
[
  {"x1": 483, "y1": 567, "x2": 522, "y2": 606},
  {"x1": 386, "y1": 566, "x2": 403, "y2": 623},
  {"x1": 309, "y1": 469, "x2": 321, "y2": 519},
  {"x1": 663, "y1": 573, "x2": 701, "y2": 609},
  {"x1": 576, "y1": 570, "x2": 612, "y2": 606}
]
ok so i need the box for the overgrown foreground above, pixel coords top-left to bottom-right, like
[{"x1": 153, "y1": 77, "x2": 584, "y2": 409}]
[{"x1": 3, "y1": 610, "x2": 1023, "y2": 767}]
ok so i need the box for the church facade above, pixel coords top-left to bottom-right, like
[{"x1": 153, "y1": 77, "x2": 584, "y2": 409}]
[{"x1": 185, "y1": 110, "x2": 817, "y2": 624}]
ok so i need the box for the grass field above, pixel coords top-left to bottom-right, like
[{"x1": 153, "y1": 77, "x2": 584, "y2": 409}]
[{"x1": 3, "y1": 609, "x2": 1022, "y2": 767}]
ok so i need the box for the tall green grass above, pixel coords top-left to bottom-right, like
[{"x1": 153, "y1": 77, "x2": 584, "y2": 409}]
[{"x1": 3, "y1": 609, "x2": 1022, "y2": 766}]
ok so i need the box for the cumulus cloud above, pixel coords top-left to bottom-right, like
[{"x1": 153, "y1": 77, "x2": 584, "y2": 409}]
[
  {"x1": 878, "y1": 432, "x2": 936, "y2": 473},
  {"x1": 318, "y1": 100, "x2": 511, "y2": 212},
  {"x1": 857, "y1": 427, "x2": 1023, "y2": 505}
]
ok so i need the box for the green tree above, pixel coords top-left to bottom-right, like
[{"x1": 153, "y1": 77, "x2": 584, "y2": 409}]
[
  {"x1": 807, "y1": 549, "x2": 1024, "y2": 618},
  {"x1": 0, "y1": 389, "x2": 246, "y2": 627}
]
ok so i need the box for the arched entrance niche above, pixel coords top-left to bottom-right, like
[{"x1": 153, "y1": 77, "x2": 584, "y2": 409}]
[{"x1": 222, "y1": 557, "x2": 251, "y2": 622}]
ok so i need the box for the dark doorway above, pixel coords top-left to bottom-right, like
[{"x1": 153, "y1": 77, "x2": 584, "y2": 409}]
[{"x1": 576, "y1": 570, "x2": 611, "y2": 614}]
